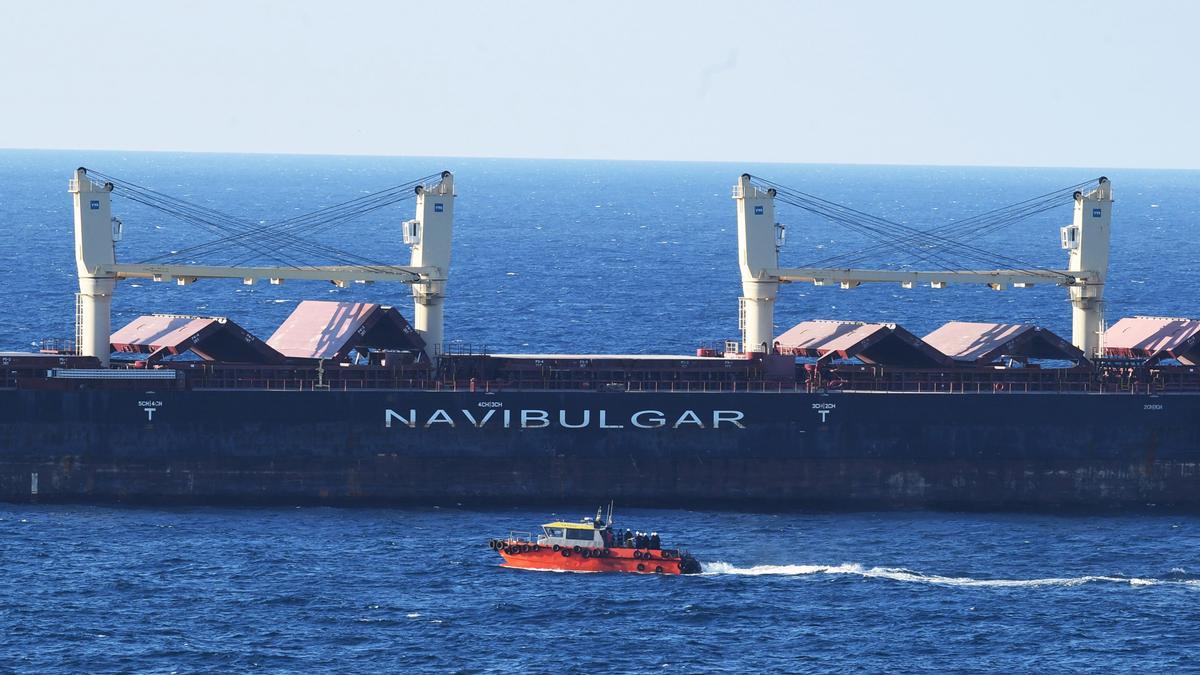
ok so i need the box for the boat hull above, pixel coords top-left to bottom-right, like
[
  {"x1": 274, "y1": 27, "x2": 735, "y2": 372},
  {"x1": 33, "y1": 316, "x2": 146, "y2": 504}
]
[
  {"x1": 1, "y1": 388, "x2": 1198, "y2": 508},
  {"x1": 498, "y1": 545, "x2": 693, "y2": 574}
]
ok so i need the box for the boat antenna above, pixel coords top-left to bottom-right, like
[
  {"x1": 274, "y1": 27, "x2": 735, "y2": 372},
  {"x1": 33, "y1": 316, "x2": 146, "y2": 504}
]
[{"x1": 607, "y1": 501, "x2": 614, "y2": 526}]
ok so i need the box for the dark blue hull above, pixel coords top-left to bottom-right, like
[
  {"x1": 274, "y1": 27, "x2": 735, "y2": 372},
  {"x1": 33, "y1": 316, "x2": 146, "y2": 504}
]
[{"x1": 1, "y1": 388, "x2": 1197, "y2": 508}]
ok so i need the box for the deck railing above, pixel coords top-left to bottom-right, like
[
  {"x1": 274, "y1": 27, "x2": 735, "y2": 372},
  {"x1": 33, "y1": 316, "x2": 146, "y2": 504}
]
[
  {"x1": 9, "y1": 360, "x2": 1198, "y2": 395},
  {"x1": 171, "y1": 376, "x2": 1188, "y2": 395}
]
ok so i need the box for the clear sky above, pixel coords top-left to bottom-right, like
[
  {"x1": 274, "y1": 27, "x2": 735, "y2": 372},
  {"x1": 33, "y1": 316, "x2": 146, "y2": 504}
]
[{"x1": 1, "y1": 0, "x2": 1197, "y2": 168}]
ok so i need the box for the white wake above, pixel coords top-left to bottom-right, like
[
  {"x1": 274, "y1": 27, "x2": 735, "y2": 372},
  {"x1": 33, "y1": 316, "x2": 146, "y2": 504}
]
[{"x1": 700, "y1": 562, "x2": 1200, "y2": 588}]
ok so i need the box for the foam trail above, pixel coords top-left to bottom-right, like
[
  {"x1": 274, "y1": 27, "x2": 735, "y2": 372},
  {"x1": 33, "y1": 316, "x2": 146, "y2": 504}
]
[{"x1": 700, "y1": 562, "x2": 1200, "y2": 588}]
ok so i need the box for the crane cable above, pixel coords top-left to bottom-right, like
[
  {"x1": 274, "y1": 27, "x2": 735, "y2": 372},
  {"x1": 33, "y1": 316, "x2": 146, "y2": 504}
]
[
  {"x1": 799, "y1": 179, "x2": 1096, "y2": 270},
  {"x1": 85, "y1": 169, "x2": 439, "y2": 277},
  {"x1": 750, "y1": 176, "x2": 1092, "y2": 280}
]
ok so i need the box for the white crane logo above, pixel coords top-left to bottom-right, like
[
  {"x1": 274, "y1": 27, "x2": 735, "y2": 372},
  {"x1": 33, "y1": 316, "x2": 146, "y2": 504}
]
[
  {"x1": 138, "y1": 400, "x2": 163, "y2": 421},
  {"x1": 812, "y1": 402, "x2": 836, "y2": 423}
]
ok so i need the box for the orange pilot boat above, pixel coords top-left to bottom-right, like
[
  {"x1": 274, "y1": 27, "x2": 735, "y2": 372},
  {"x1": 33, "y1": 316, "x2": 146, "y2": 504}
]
[{"x1": 488, "y1": 507, "x2": 702, "y2": 575}]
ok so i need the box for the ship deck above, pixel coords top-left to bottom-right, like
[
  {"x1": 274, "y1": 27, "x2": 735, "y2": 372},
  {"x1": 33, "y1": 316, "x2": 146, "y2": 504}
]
[{"x1": 5, "y1": 351, "x2": 1198, "y2": 395}]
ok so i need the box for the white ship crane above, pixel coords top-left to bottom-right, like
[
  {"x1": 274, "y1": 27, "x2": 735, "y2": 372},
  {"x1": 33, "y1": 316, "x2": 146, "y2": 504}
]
[
  {"x1": 734, "y1": 174, "x2": 1112, "y2": 357},
  {"x1": 70, "y1": 168, "x2": 455, "y2": 366}
]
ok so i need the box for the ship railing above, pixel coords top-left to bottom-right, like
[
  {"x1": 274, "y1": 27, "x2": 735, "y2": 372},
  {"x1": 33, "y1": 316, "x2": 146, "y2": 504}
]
[
  {"x1": 173, "y1": 370, "x2": 1198, "y2": 395},
  {"x1": 267, "y1": 378, "x2": 1164, "y2": 395},
  {"x1": 806, "y1": 368, "x2": 1184, "y2": 395},
  {"x1": 615, "y1": 380, "x2": 805, "y2": 394},
  {"x1": 37, "y1": 337, "x2": 77, "y2": 355},
  {"x1": 438, "y1": 342, "x2": 490, "y2": 357},
  {"x1": 24, "y1": 375, "x2": 1200, "y2": 395}
]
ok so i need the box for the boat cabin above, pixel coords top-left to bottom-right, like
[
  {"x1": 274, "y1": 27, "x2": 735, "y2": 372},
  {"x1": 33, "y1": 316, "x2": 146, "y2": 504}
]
[{"x1": 538, "y1": 520, "x2": 604, "y2": 548}]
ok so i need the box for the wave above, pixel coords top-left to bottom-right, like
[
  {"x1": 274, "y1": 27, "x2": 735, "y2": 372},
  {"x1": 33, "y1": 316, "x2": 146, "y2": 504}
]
[{"x1": 700, "y1": 562, "x2": 1200, "y2": 588}]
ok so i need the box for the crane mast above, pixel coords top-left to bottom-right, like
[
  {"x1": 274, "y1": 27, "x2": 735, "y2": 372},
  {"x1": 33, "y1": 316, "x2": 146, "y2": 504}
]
[
  {"x1": 734, "y1": 175, "x2": 1112, "y2": 357},
  {"x1": 70, "y1": 169, "x2": 455, "y2": 366}
]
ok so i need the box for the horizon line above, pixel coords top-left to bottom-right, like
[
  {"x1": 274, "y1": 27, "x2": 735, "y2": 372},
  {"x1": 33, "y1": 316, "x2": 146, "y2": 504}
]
[{"x1": 2, "y1": 145, "x2": 1197, "y2": 174}]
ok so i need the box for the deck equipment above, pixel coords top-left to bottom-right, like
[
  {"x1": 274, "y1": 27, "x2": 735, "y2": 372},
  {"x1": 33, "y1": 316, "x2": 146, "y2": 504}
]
[{"x1": 71, "y1": 168, "x2": 454, "y2": 365}]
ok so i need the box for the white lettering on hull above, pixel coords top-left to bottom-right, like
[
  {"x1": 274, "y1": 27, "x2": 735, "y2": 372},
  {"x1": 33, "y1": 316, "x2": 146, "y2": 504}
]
[
  {"x1": 559, "y1": 410, "x2": 591, "y2": 428},
  {"x1": 138, "y1": 399, "x2": 163, "y2": 422},
  {"x1": 812, "y1": 402, "x2": 836, "y2": 423},
  {"x1": 521, "y1": 410, "x2": 550, "y2": 428},
  {"x1": 425, "y1": 409, "x2": 455, "y2": 427},
  {"x1": 673, "y1": 410, "x2": 704, "y2": 428},
  {"x1": 385, "y1": 409, "x2": 416, "y2": 428},
  {"x1": 460, "y1": 408, "x2": 497, "y2": 428},
  {"x1": 598, "y1": 410, "x2": 624, "y2": 429},
  {"x1": 713, "y1": 410, "x2": 746, "y2": 428},
  {"x1": 384, "y1": 407, "x2": 748, "y2": 430},
  {"x1": 631, "y1": 410, "x2": 666, "y2": 428}
]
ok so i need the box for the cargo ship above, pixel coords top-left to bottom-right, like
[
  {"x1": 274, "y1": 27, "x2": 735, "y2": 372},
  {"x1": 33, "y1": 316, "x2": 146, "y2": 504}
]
[{"x1": 2, "y1": 168, "x2": 1198, "y2": 509}]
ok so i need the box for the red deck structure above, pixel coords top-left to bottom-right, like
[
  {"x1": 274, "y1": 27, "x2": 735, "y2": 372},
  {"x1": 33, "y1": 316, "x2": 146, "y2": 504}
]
[
  {"x1": 923, "y1": 321, "x2": 1083, "y2": 364},
  {"x1": 1104, "y1": 316, "x2": 1200, "y2": 365},
  {"x1": 110, "y1": 315, "x2": 283, "y2": 364},
  {"x1": 266, "y1": 300, "x2": 426, "y2": 362},
  {"x1": 774, "y1": 320, "x2": 952, "y2": 367}
]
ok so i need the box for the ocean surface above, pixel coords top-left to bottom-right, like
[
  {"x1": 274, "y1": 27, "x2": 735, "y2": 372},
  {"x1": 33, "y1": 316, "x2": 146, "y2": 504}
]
[
  {"x1": 2, "y1": 150, "x2": 1200, "y2": 671},
  {"x1": 3, "y1": 506, "x2": 1200, "y2": 672}
]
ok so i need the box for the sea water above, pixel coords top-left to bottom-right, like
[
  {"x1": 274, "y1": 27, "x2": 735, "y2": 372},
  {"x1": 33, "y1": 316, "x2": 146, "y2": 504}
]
[
  {"x1": 0, "y1": 151, "x2": 1198, "y2": 671},
  {"x1": 2, "y1": 506, "x2": 1199, "y2": 671}
]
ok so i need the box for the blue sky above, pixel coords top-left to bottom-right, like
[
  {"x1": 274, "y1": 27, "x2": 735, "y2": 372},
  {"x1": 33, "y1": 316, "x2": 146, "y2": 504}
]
[{"x1": 2, "y1": 1, "x2": 1196, "y2": 168}]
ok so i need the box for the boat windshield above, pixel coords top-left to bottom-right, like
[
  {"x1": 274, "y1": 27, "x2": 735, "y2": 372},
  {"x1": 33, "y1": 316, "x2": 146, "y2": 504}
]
[{"x1": 544, "y1": 527, "x2": 565, "y2": 538}]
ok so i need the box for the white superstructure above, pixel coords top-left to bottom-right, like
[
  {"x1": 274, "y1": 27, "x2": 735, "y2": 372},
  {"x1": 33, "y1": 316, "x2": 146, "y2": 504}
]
[
  {"x1": 733, "y1": 175, "x2": 781, "y2": 355},
  {"x1": 70, "y1": 171, "x2": 118, "y2": 365},
  {"x1": 407, "y1": 172, "x2": 455, "y2": 358},
  {"x1": 1063, "y1": 179, "x2": 1113, "y2": 358}
]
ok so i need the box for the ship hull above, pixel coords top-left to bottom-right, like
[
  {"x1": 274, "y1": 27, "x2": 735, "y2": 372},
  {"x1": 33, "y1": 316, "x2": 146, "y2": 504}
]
[{"x1": 1, "y1": 388, "x2": 1197, "y2": 509}]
